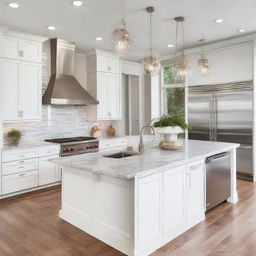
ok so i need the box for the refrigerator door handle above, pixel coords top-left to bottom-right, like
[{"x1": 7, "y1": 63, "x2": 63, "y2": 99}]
[
  {"x1": 209, "y1": 97, "x2": 213, "y2": 141},
  {"x1": 213, "y1": 95, "x2": 218, "y2": 141}
]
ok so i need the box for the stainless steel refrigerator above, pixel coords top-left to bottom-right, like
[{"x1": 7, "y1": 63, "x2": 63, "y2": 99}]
[{"x1": 188, "y1": 81, "x2": 253, "y2": 181}]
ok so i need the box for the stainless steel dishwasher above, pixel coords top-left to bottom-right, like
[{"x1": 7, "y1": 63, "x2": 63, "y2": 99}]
[{"x1": 206, "y1": 152, "x2": 231, "y2": 210}]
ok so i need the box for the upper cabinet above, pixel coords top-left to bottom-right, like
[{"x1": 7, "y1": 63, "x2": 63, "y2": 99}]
[
  {"x1": 87, "y1": 50, "x2": 121, "y2": 121},
  {"x1": 186, "y1": 43, "x2": 253, "y2": 86},
  {"x1": 0, "y1": 32, "x2": 45, "y2": 122},
  {"x1": 0, "y1": 36, "x2": 42, "y2": 63}
]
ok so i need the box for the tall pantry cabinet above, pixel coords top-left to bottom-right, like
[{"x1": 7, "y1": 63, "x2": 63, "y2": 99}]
[
  {"x1": 0, "y1": 31, "x2": 46, "y2": 122},
  {"x1": 87, "y1": 50, "x2": 121, "y2": 121}
]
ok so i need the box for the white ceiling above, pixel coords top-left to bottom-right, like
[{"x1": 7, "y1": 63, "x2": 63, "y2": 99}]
[{"x1": 0, "y1": 0, "x2": 255, "y2": 61}]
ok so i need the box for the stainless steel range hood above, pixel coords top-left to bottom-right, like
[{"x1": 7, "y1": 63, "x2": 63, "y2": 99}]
[{"x1": 42, "y1": 38, "x2": 99, "y2": 105}]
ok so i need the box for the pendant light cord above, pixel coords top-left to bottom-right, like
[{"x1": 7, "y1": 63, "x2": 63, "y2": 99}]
[
  {"x1": 122, "y1": 0, "x2": 126, "y2": 28},
  {"x1": 150, "y1": 11, "x2": 152, "y2": 54}
]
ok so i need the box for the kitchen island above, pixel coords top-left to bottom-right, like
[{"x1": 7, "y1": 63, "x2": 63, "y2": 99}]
[{"x1": 54, "y1": 139, "x2": 239, "y2": 256}]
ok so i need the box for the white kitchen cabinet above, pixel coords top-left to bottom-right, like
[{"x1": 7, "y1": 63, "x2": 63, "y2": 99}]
[
  {"x1": 87, "y1": 50, "x2": 121, "y2": 120},
  {"x1": 186, "y1": 161, "x2": 205, "y2": 222},
  {"x1": 0, "y1": 36, "x2": 42, "y2": 63},
  {"x1": 97, "y1": 55, "x2": 120, "y2": 73},
  {"x1": 0, "y1": 58, "x2": 19, "y2": 121},
  {"x1": 96, "y1": 72, "x2": 121, "y2": 120},
  {"x1": 0, "y1": 59, "x2": 42, "y2": 121},
  {"x1": 163, "y1": 166, "x2": 186, "y2": 235},
  {"x1": 19, "y1": 40, "x2": 42, "y2": 63},
  {"x1": 135, "y1": 161, "x2": 205, "y2": 254},
  {"x1": 2, "y1": 170, "x2": 39, "y2": 195},
  {"x1": 19, "y1": 62, "x2": 42, "y2": 120},
  {"x1": 39, "y1": 155, "x2": 60, "y2": 186},
  {"x1": 137, "y1": 173, "x2": 162, "y2": 249},
  {"x1": 0, "y1": 36, "x2": 19, "y2": 60}
]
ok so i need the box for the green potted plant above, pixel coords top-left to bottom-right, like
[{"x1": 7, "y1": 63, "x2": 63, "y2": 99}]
[
  {"x1": 153, "y1": 115, "x2": 190, "y2": 150},
  {"x1": 7, "y1": 129, "x2": 22, "y2": 145}
]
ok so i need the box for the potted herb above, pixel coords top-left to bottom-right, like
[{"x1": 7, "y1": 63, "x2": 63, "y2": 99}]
[
  {"x1": 153, "y1": 115, "x2": 189, "y2": 149},
  {"x1": 7, "y1": 129, "x2": 22, "y2": 145}
]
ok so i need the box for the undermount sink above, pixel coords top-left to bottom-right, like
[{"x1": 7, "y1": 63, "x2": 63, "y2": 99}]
[{"x1": 104, "y1": 151, "x2": 138, "y2": 159}]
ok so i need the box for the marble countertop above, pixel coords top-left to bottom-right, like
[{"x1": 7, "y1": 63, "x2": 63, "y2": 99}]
[
  {"x1": 1, "y1": 141, "x2": 57, "y2": 151},
  {"x1": 52, "y1": 139, "x2": 239, "y2": 180}
]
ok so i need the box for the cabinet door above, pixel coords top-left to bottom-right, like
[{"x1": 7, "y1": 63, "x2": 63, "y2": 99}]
[
  {"x1": 136, "y1": 173, "x2": 162, "y2": 249},
  {"x1": 0, "y1": 36, "x2": 19, "y2": 60},
  {"x1": 186, "y1": 161, "x2": 205, "y2": 222},
  {"x1": 0, "y1": 58, "x2": 19, "y2": 121},
  {"x1": 39, "y1": 155, "x2": 60, "y2": 186},
  {"x1": 20, "y1": 40, "x2": 42, "y2": 63},
  {"x1": 97, "y1": 55, "x2": 109, "y2": 72},
  {"x1": 163, "y1": 166, "x2": 186, "y2": 234},
  {"x1": 97, "y1": 72, "x2": 109, "y2": 119},
  {"x1": 19, "y1": 62, "x2": 42, "y2": 120},
  {"x1": 108, "y1": 57, "x2": 119, "y2": 73},
  {"x1": 2, "y1": 170, "x2": 38, "y2": 195},
  {"x1": 107, "y1": 73, "x2": 120, "y2": 119}
]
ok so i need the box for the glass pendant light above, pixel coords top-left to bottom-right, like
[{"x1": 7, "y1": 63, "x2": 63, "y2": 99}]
[
  {"x1": 173, "y1": 17, "x2": 191, "y2": 83},
  {"x1": 112, "y1": 0, "x2": 134, "y2": 56},
  {"x1": 143, "y1": 6, "x2": 161, "y2": 76},
  {"x1": 198, "y1": 38, "x2": 211, "y2": 75}
]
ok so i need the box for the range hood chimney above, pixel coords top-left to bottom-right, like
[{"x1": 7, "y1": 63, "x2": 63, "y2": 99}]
[{"x1": 42, "y1": 38, "x2": 99, "y2": 105}]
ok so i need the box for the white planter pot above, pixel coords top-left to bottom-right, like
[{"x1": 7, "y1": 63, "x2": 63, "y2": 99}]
[{"x1": 154, "y1": 126, "x2": 184, "y2": 142}]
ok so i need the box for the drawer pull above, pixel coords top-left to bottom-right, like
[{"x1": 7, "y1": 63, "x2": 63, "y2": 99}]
[
  {"x1": 19, "y1": 155, "x2": 24, "y2": 158},
  {"x1": 19, "y1": 161, "x2": 24, "y2": 163},
  {"x1": 190, "y1": 164, "x2": 203, "y2": 170},
  {"x1": 19, "y1": 173, "x2": 26, "y2": 177},
  {"x1": 18, "y1": 166, "x2": 24, "y2": 169},
  {"x1": 47, "y1": 151, "x2": 52, "y2": 154}
]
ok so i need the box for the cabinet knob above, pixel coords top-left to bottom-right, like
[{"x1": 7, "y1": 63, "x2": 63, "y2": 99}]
[
  {"x1": 19, "y1": 50, "x2": 24, "y2": 57},
  {"x1": 108, "y1": 112, "x2": 111, "y2": 116},
  {"x1": 108, "y1": 66, "x2": 111, "y2": 71}
]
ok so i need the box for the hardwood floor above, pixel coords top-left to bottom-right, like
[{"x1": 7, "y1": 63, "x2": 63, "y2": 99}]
[{"x1": 0, "y1": 180, "x2": 255, "y2": 256}]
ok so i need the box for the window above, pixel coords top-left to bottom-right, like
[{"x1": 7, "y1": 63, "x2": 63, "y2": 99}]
[{"x1": 161, "y1": 65, "x2": 185, "y2": 119}]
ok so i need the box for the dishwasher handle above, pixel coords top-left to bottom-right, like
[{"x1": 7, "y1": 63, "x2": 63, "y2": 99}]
[{"x1": 206, "y1": 152, "x2": 229, "y2": 163}]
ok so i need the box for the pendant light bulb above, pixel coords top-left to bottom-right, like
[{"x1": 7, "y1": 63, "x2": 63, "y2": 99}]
[
  {"x1": 173, "y1": 17, "x2": 191, "y2": 83},
  {"x1": 112, "y1": 1, "x2": 134, "y2": 56},
  {"x1": 197, "y1": 39, "x2": 211, "y2": 75},
  {"x1": 143, "y1": 7, "x2": 161, "y2": 76}
]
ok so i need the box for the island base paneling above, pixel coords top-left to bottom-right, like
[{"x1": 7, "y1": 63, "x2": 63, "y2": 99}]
[{"x1": 59, "y1": 161, "x2": 205, "y2": 256}]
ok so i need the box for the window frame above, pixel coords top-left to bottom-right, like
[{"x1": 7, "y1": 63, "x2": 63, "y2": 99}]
[{"x1": 160, "y1": 64, "x2": 185, "y2": 115}]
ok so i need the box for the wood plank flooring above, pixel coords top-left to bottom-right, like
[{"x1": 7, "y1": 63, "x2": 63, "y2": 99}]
[{"x1": 0, "y1": 180, "x2": 255, "y2": 256}]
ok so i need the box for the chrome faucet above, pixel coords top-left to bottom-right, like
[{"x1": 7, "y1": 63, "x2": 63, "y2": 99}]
[{"x1": 138, "y1": 126, "x2": 155, "y2": 155}]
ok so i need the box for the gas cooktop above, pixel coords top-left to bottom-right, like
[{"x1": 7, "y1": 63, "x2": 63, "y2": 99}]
[
  {"x1": 45, "y1": 136, "x2": 97, "y2": 144},
  {"x1": 45, "y1": 136, "x2": 99, "y2": 156}
]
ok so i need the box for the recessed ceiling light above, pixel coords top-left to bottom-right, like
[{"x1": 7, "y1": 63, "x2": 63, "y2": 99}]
[
  {"x1": 168, "y1": 44, "x2": 174, "y2": 48},
  {"x1": 215, "y1": 19, "x2": 224, "y2": 23},
  {"x1": 47, "y1": 26, "x2": 56, "y2": 31},
  {"x1": 96, "y1": 37, "x2": 102, "y2": 41},
  {"x1": 72, "y1": 0, "x2": 83, "y2": 7},
  {"x1": 8, "y1": 2, "x2": 19, "y2": 8},
  {"x1": 238, "y1": 28, "x2": 246, "y2": 33}
]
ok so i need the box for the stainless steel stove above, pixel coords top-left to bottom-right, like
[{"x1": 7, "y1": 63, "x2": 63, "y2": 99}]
[{"x1": 45, "y1": 136, "x2": 99, "y2": 156}]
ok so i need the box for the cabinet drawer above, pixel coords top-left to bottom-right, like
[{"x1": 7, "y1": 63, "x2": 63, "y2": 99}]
[
  {"x1": 2, "y1": 149, "x2": 38, "y2": 162},
  {"x1": 2, "y1": 170, "x2": 38, "y2": 195},
  {"x1": 38, "y1": 146, "x2": 60, "y2": 157},
  {"x1": 2, "y1": 158, "x2": 38, "y2": 176}
]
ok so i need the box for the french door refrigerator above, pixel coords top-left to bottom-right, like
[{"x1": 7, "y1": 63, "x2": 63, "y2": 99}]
[{"x1": 188, "y1": 81, "x2": 253, "y2": 181}]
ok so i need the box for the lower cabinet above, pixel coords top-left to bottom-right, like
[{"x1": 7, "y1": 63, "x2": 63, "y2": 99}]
[
  {"x1": 135, "y1": 161, "x2": 205, "y2": 254},
  {"x1": 2, "y1": 170, "x2": 38, "y2": 195},
  {"x1": 39, "y1": 155, "x2": 60, "y2": 186},
  {"x1": 186, "y1": 161, "x2": 205, "y2": 222},
  {"x1": 137, "y1": 173, "x2": 162, "y2": 249},
  {"x1": 1, "y1": 145, "x2": 60, "y2": 197},
  {"x1": 163, "y1": 166, "x2": 186, "y2": 235}
]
